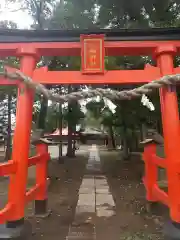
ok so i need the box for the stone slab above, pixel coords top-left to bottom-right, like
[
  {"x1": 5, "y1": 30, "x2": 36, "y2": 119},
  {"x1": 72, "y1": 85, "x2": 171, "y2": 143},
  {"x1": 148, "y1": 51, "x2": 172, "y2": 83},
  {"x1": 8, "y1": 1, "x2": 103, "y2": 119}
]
[
  {"x1": 80, "y1": 183, "x2": 95, "y2": 188},
  {"x1": 79, "y1": 187, "x2": 95, "y2": 194},
  {"x1": 81, "y1": 178, "x2": 94, "y2": 188},
  {"x1": 95, "y1": 179, "x2": 108, "y2": 186},
  {"x1": 96, "y1": 194, "x2": 115, "y2": 207},
  {"x1": 95, "y1": 175, "x2": 106, "y2": 179},
  {"x1": 73, "y1": 213, "x2": 96, "y2": 226},
  {"x1": 77, "y1": 193, "x2": 95, "y2": 206},
  {"x1": 75, "y1": 205, "x2": 95, "y2": 214},
  {"x1": 96, "y1": 206, "x2": 116, "y2": 217},
  {"x1": 95, "y1": 188, "x2": 109, "y2": 194}
]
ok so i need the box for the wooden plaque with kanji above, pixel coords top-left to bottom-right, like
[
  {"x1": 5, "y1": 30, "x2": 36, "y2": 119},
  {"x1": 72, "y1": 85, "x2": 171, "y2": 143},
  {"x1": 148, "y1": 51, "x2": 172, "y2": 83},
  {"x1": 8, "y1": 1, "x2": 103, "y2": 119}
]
[{"x1": 81, "y1": 34, "x2": 105, "y2": 74}]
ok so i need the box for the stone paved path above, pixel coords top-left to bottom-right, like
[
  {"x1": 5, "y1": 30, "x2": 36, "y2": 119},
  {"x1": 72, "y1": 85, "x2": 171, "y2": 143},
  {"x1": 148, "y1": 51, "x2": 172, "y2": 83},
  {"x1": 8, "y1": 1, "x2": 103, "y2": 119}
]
[{"x1": 67, "y1": 145, "x2": 115, "y2": 240}]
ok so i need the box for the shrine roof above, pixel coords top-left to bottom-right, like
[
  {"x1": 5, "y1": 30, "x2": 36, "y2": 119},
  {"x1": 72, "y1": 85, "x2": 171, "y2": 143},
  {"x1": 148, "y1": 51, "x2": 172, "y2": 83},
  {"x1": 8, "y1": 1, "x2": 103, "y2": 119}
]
[{"x1": 0, "y1": 27, "x2": 180, "y2": 43}]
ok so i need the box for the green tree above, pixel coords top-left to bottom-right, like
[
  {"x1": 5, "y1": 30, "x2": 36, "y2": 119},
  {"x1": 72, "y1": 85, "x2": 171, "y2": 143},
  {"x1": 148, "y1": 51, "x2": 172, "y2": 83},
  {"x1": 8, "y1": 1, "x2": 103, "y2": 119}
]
[
  {"x1": 63, "y1": 98, "x2": 85, "y2": 157},
  {"x1": 0, "y1": 20, "x2": 18, "y2": 160},
  {"x1": 11, "y1": 0, "x2": 180, "y2": 160},
  {"x1": 86, "y1": 99, "x2": 116, "y2": 148},
  {"x1": 97, "y1": 0, "x2": 180, "y2": 28}
]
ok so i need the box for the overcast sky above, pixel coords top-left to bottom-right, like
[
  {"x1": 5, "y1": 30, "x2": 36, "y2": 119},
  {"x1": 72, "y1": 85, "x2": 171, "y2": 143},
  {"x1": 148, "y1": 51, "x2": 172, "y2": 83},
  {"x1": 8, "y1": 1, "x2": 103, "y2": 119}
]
[{"x1": 0, "y1": 1, "x2": 33, "y2": 28}]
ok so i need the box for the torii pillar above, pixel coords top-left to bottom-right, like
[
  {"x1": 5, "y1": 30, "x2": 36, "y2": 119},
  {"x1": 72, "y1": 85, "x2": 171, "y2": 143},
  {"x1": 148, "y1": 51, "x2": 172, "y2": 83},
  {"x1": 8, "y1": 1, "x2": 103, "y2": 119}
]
[
  {"x1": 155, "y1": 45, "x2": 180, "y2": 240},
  {"x1": 0, "y1": 47, "x2": 38, "y2": 239}
]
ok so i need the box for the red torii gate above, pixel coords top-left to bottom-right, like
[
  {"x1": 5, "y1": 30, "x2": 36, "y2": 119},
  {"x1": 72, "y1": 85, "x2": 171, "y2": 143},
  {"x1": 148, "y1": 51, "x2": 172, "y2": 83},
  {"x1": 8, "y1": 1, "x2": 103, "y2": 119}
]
[{"x1": 0, "y1": 28, "x2": 180, "y2": 239}]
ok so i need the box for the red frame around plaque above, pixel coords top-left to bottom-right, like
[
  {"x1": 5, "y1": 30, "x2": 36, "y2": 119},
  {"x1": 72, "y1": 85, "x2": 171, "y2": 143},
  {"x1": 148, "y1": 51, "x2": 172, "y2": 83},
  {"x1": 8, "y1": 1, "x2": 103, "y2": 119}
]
[{"x1": 80, "y1": 34, "x2": 105, "y2": 74}]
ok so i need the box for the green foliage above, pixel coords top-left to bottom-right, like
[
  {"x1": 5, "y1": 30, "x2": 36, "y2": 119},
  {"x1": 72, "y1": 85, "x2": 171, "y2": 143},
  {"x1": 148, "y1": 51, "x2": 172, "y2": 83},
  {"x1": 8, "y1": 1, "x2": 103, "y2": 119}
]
[
  {"x1": 0, "y1": 20, "x2": 17, "y2": 29},
  {"x1": 86, "y1": 100, "x2": 105, "y2": 118},
  {"x1": 3, "y1": 0, "x2": 180, "y2": 152},
  {"x1": 86, "y1": 99, "x2": 114, "y2": 129},
  {"x1": 48, "y1": 56, "x2": 81, "y2": 71},
  {"x1": 83, "y1": 110, "x2": 102, "y2": 129},
  {"x1": 97, "y1": 0, "x2": 180, "y2": 28},
  {"x1": 63, "y1": 101, "x2": 85, "y2": 131},
  {"x1": 49, "y1": 0, "x2": 97, "y2": 29}
]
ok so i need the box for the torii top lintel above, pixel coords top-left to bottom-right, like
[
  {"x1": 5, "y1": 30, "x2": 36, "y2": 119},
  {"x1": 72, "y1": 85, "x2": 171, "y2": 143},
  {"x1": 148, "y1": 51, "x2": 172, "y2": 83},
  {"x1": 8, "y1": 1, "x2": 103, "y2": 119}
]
[
  {"x1": 1, "y1": 28, "x2": 180, "y2": 85},
  {"x1": 1, "y1": 27, "x2": 180, "y2": 56}
]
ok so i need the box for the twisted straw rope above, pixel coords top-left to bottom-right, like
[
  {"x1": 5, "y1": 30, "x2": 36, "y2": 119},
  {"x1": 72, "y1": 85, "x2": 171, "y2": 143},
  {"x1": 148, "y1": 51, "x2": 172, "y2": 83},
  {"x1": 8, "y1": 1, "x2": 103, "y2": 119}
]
[{"x1": 0, "y1": 70, "x2": 179, "y2": 103}]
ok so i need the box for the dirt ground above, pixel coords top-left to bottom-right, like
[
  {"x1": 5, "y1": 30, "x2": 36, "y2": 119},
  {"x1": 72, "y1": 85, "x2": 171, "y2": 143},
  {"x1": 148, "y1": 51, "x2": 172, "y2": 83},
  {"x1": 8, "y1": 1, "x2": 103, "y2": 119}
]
[{"x1": 0, "y1": 146, "x2": 168, "y2": 240}]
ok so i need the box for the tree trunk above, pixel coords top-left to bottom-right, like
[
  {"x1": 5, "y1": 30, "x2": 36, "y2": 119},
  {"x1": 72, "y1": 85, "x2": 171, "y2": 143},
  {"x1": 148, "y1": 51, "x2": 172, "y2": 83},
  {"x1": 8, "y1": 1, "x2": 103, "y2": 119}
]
[
  {"x1": 118, "y1": 103, "x2": 130, "y2": 159},
  {"x1": 140, "y1": 123, "x2": 147, "y2": 141},
  {"x1": 66, "y1": 118, "x2": 74, "y2": 157},
  {"x1": 66, "y1": 85, "x2": 75, "y2": 158},
  {"x1": 72, "y1": 139, "x2": 76, "y2": 155},
  {"x1": 123, "y1": 136, "x2": 129, "y2": 160},
  {"x1": 5, "y1": 93, "x2": 12, "y2": 161},
  {"x1": 131, "y1": 129, "x2": 138, "y2": 151},
  {"x1": 108, "y1": 126, "x2": 116, "y2": 149},
  {"x1": 157, "y1": 118, "x2": 163, "y2": 135},
  {"x1": 122, "y1": 126, "x2": 130, "y2": 160},
  {"x1": 58, "y1": 103, "x2": 63, "y2": 163},
  {"x1": 38, "y1": 96, "x2": 48, "y2": 131}
]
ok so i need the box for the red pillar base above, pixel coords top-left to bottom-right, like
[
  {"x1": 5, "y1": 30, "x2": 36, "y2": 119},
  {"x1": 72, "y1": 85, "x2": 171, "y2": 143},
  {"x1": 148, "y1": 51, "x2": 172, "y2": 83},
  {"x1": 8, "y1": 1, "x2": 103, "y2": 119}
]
[
  {"x1": 0, "y1": 219, "x2": 31, "y2": 240},
  {"x1": 164, "y1": 220, "x2": 180, "y2": 240}
]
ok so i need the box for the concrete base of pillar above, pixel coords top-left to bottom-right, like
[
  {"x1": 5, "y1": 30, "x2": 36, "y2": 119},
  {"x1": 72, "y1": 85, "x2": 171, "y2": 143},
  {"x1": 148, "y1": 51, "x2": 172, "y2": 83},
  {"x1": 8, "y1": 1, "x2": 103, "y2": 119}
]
[
  {"x1": 164, "y1": 221, "x2": 180, "y2": 239},
  {"x1": 34, "y1": 199, "x2": 51, "y2": 218},
  {"x1": 0, "y1": 219, "x2": 31, "y2": 240}
]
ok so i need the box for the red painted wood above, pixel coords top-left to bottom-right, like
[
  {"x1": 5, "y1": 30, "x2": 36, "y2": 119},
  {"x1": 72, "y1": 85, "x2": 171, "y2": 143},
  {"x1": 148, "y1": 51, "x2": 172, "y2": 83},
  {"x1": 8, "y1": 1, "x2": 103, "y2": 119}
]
[
  {"x1": 156, "y1": 45, "x2": 180, "y2": 222},
  {"x1": 81, "y1": 34, "x2": 105, "y2": 74},
  {"x1": 1, "y1": 64, "x2": 180, "y2": 85},
  {"x1": 7, "y1": 47, "x2": 37, "y2": 222},
  {"x1": 1, "y1": 41, "x2": 180, "y2": 57},
  {"x1": 1, "y1": 64, "x2": 160, "y2": 85}
]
